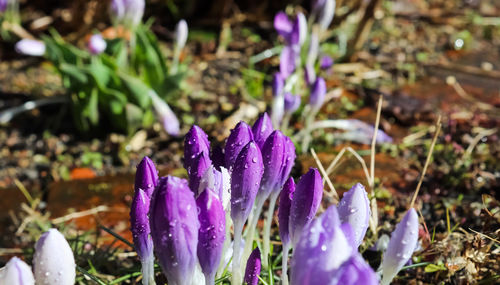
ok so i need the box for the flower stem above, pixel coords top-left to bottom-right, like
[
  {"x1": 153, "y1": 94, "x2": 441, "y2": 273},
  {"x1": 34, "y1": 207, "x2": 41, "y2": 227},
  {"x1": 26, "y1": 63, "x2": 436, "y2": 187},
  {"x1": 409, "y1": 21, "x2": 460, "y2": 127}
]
[
  {"x1": 281, "y1": 243, "x2": 290, "y2": 285},
  {"x1": 231, "y1": 221, "x2": 244, "y2": 285},
  {"x1": 242, "y1": 197, "x2": 265, "y2": 264},
  {"x1": 262, "y1": 191, "x2": 279, "y2": 269}
]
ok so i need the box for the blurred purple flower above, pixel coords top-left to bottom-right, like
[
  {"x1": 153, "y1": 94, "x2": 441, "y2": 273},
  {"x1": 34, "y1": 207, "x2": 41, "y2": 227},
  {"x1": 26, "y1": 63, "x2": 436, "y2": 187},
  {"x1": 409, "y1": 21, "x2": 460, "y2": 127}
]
[
  {"x1": 15, "y1": 39, "x2": 46, "y2": 56},
  {"x1": 284, "y1": 92, "x2": 301, "y2": 114},
  {"x1": 280, "y1": 45, "x2": 299, "y2": 78},
  {"x1": 274, "y1": 11, "x2": 293, "y2": 40},
  {"x1": 290, "y1": 12, "x2": 307, "y2": 46},
  {"x1": 0, "y1": 257, "x2": 35, "y2": 285},
  {"x1": 272, "y1": 72, "x2": 284, "y2": 97},
  {"x1": 338, "y1": 183, "x2": 371, "y2": 248},
  {"x1": 148, "y1": 90, "x2": 180, "y2": 136},
  {"x1": 309, "y1": 77, "x2": 327, "y2": 110},
  {"x1": 149, "y1": 176, "x2": 199, "y2": 285},
  {"x1": 304, "y1": 64, "x2": 316, "y2": 86},
  {"x1": 335, "y1": 253, "x2": 379, "y2": 285},
  {"x1": 110, "y1": 0, "x2": 145, "y2": 28},
  {"x1": 317, "y1": 0, "x2": 336, "y2": 31},
  {"x1": 381, "y1": 208, "x2": 419, "y2": 285},
  {"x1": 196, "y1": 188, "x2": 226, "y2": 284},
  {"x1": 224, "y1": 121, "x2": 254, "y2": 171},
  {"x1": 289, "y1": 168, "x2": 323, "y2": 246},
  {"x1": 252, "y1": 112, "x2": 273, "y2": 150},
  {"x1": 175, "y1": 19, "x2": 188, "y2": 50},
  {"x1": 320, "y1": 55, "x2": 334, "y2": 70},
  {"x1": 88, "y1": 34, "x2": 107, "y2": 55},
  {"x1": 244, "y1": 247, "x2": 262, "y2": 285},
  {"x1": 0, "y1": 0, "x2": 8, "y2": 12}
]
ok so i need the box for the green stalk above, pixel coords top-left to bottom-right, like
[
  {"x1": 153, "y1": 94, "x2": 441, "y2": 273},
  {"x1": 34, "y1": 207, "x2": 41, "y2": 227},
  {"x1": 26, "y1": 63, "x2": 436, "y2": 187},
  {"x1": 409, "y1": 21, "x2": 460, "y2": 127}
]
[{"x1": 262, "y1": 191, "x2": 280, "y2": 269}]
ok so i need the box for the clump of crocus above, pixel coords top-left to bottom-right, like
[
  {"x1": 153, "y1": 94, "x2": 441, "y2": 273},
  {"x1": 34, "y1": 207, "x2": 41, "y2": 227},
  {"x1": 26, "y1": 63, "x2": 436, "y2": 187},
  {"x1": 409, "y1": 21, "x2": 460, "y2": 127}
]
[
  {"x1": 244, "y1": 247, "x2": 262, "y2": 285},
  {"x1": 149, "y1": 176, "x2": 199, "y2": 285},
  {"x1": 130, "y1": 156, "x2": 158, "y2": 285},
  {"x1": 290, "y1": 205, "x2": 378, "y2": 284},
  {"x1": 230, "y1": 141, "x2": 263, "y2": 284},
  {"x1": 196, "y1": 188, "x2": 226, "y2": 285},
  {"x1": 88, "y1": 34, "x2": 107, "y2": 55},
  {"x1": 0, "y1": 257, "x2": 35, "y2": 285},
  {"x1": 337, "y1": 183, "x2": 371, "y2": 248},
  {"x1": 33, "y1": 228, "x2": 76, "y2": 285},
  {"x1": 381, "y1": 208, "x2": 419, "y2": 285}
]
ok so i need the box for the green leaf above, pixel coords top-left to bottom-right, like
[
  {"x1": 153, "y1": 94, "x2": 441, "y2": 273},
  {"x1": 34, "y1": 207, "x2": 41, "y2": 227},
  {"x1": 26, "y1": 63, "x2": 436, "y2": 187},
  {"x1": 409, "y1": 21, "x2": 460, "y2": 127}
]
[
  {"x1": 86, "y1": 88, "x2": 99, "y2": 125},
  {"x1": 125, "y1": 103, "x2": 144, "y2": 134},
  {"x1": 60, "y1": 63, "x2": 88, "y2": 85},
  {"x1": 119, "y1": 73, "x2": 152, "y2": 108},
  {"x1": 424, "y1": 263, "x2": 447, "y2": 273}
]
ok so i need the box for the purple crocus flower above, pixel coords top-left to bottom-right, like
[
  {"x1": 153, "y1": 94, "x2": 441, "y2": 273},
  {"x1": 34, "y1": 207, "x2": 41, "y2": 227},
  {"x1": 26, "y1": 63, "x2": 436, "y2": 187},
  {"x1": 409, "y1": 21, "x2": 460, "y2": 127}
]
[
  {"x1": 134, "y1": 156, "x2": 158, "y2": 198},
  {"x1": 230, "y1": 141, "x2": 263, "y2": 284},
  {"x1": 289, "y1": 168, "x2": 323, "y2": 246},
  {"x1": 224, "y1": 121, "x2": 254, "y2": 171},
  {"x1": 244, "y1": 247, "x2": 262, "y2": 285},
  {"x1": 272, "y1": 72, "x2": 284, "y2": 97},
  {"x1": 88, "y1": 34, "x2": 107, "y2": 55},
  {"x1": 187, "y1": 152, "x2": 211, "y2": 196},
  {"x1": 257, "y1": 130, "x2": 289, "y2": 200},
  {"x1": 381, "y1": 208, "x2": 419, "y2": 285},
  {"x1": 175, "y1": 19, "x2": 188, "y2": 50},
  {"x1": 317, "y1": 0, "x2": 336, "y2": 31},
  {"x1": 130, "y1": 187, "x2": 155, "y2": 284},
  {"x1": 148, "y1": 90, "x2": 180, "y2": 136},
  {"x1": 196, "y1": 188, "x2": 226, "y2": 284},
  {"x1": 335, "y1": 253, "x2": 379, "y2": 285},
  {"x1": 111, "y1": 0, "x2": 144, "y2": 28},
  {"x1": 184, "y1": 125, "x2": 211, "y2": 171},
  {"x1": 284, "y1": 92, "x2": 301, "y2": 114},
  {"x1": 309, "y1": 77, "x2": 327, "y2": 110},
  {"x1": 278, "y1": 177, "x2": 295, "y2": 246},
  {"x1": 150, "y1": 176, "x2": 199, "y2": 285},
  {"x1": 280, "y1": 45, "x2": 299, "y2": 78},
  {"x1": 320, "y1": 55, "x2": 334, "y2": 70},
  {"x1": 230, "y1": 141, "x2": 264, "y2": 227},
  {"x1": 0, "y1": 257, "x2": 35, "y2": 285},
  {"x1": 290, "y1": 12, "x2": 307, "y2": 46},
  {"x1": 290, "y1": 206, "x2": 352, "y2": 285},
  {"x1": 0, "y1": 0, "x2": 8, "y2": 12},
  {"x1": 15, "y1": 39, "x2": 46, "y2": 56},
  {"x1": 33, "y1": 229, "x2": 76, "y2": 285},
  {"x1": 338, "y1": 183, "x2": 371, "y2": 248},
  {"x1": 252, "y1": 112, "x2": 273, "y2": 150},
  {"x1": 274, "y1": 11, "x2": 293, "y2": 40},
  {"x1": 198, "y1": 165, "x2": 231, "y2": 210}
]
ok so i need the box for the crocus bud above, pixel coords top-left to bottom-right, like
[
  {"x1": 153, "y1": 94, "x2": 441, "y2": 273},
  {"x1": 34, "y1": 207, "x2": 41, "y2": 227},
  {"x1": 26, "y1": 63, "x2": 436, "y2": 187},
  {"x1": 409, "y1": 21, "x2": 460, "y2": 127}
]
[
  {"x1": 224, "y1": 121, "x2": 254, "y2": 171},
  {"x1": 338, "y1": 183, "x2": 370, "y2": 248},
  {"x1": 0, "y1": 0, "x2": 7, "y2": 12},
  {"x1": 381, "y1": 208, "x2": 419, "y2": 285},
  {"x1": 244, "y1": 247, "x2": 262, "y2": 285},
  {"x1": 304, "y1": 64, "x2": 316, "y2": 86},
  {"x1": 15, "y1": 39, "x2": 46, "y2": 56},
  {"x1": 289, "y1": 168, "x2": 323, "y2": 246},
  {"x1": 318, "y1": 0, "x2": 336, "y2": 31},
  {"x1": 334, "y1": 253, "x2": 378, "y2": 285},
  {"x1": 252, "y1": 113, "x2": 273, "y2": 150},
  {"x1": 130, "y1": 187, "x2": 155, "y2": 285},
  {"x1": 280, "y1": 136, "x2": 296, "y2": 187},
  {"x1": 291, "y1": 12, "x2": 307, "y2": 46},
  {"x1": 257, "y1": 130, "x2": 288, "y2": 200},
  {"x1": 110, "y1": 0, "x2": 144, "y2": 28},
  {"x1": 196, "y1": 188, "x2": 226, "y2": 283},
  {"x1": 272, "y1": 72, "x2": 284, "y2": 97},
  {"x1": 230, "y1": 141, "x2": 264, "y2": 225},
  {"x1": 188, "y1": 152, "x2": 211, "y2": 196},
  {"x1": 184, "y1": 125, "x2": 211, "y2": 170},
  {"x1": 0, "y1": 257, "x2": 35, "y2": 285},
  {"x1": 175, "y1": 19, "x2": 188, "y2": 50},
  {"x1": 284, "y1": 92, "x2": 301, "y2": 114},
  {"x1": 33, "y1": 229, "x2": 76, "y2": 285},
  {"x1": 278, "y1": 177, "x2": 295, "y2": 246},
  {"x1": 280, "y1": 45, "x2": 299, "y2": 78},
  {"x1": 274, "y1": 11, "x2": 293, "y2": 40},
  {"x1": 306, "y1": 32, "x2": 319, "y2": 66},
  {"x1": 320, "y1": 55, "x2": 334, "y2": 70},
  {"x1": 110, "y1": 0, "x2": 125, "y2": 22},
  {"x1": 148, "y1": 90, "x2": 180, "y2": 136},
  {"x1": 150, "y1": 176, "x2": 199, "y2": 285},
  {"x1": 88, "y1": 34, "x2": 107, "y2": 55},
  {"x1": 290, "y1": 205, "x2": 352, "y2": 285},
  {"x1": 135, "y1": 156, "x2": 158, "y2": 198},
  {"x1": 309, "y1": 77, "x2": 326, "y2": 110}
]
